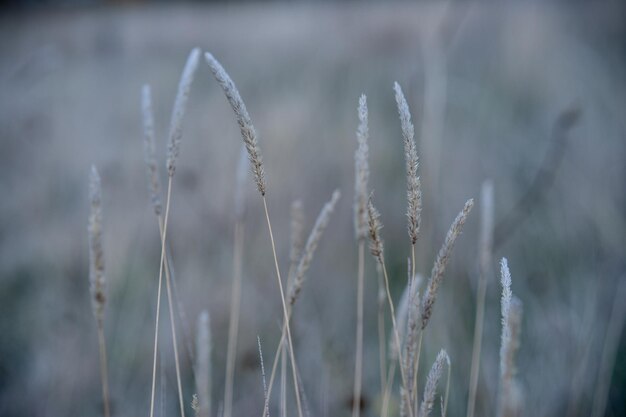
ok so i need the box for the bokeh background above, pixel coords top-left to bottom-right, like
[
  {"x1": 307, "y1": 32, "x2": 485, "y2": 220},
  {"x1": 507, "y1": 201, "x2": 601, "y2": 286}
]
[{"x1": 1, "y1": 1, "x2": 625, "y2": 417}]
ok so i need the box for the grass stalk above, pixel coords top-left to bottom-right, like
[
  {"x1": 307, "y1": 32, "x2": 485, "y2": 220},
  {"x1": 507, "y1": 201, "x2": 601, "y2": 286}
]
[
  {"x1": 149, "y1": 178, "x2": 172, "y2": 417},
  {"x1": 411, "y1": 331, "x2": 423, "y2": 413},
  {"x1": 591, "y1": 279, "x2": 626, "y2": 417},
  {"x1": 466, "y1": 270, "x2": 488, "y2": 417},
  {"x1": 96, "y1": 320, "x2": 111, "y2": 417},
  {"x1": 224, "y1": 221, "x2": 244, "y2": 417},
  {"x1": 160, "y1": 208, "x2": 187, "y2": 417},
  {"x1": 467, "y1": 180, "x2": 494, "y2": 417},
  {"x1": 88, "y1": 166, "x2": 110, "y2": 417},
  {"x1": 381, "y1": 361, "x2": 397, "y2": 417},
  {"x1": 381, "y1": 259, "x2": 414, "y2": 417},
  {"x1": 352, "y1": 240, "x2": 365, "y2": 417},
  {"x1": 262, "y1": 196, "x2": 304, "y2": 417}
]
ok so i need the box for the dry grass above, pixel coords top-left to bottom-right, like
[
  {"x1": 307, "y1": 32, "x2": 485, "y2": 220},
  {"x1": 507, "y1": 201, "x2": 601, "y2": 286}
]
[{"x1": 2, "y1": 4, "x2": 624, "y2": 417}]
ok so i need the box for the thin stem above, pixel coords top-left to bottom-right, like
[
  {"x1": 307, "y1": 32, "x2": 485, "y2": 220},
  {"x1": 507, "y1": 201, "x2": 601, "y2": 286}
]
[
  {"x1": 280, "y1": 262, "x2": 298, "y2": 417},
  {"x1": 591, "y1": 280, "x2": 626, "y2": 417},
  {"x1": 412, "y1": 331, "x2": 424, "y2": 413},
  {"x1": 262, "y1": 197, "x2": 303, "y2": 417},
  {"x1": 411, "y1": 244, "x2": 416, "y2": 286},
  {"x1": 377, "y1": 264, "x2": 387, "y2": 396},
  {"x1": 266, "y1": 311, "x2": 291, "y2": 411},
  {"x1": 352, "y1": 241, "x2": 365, "y2": 417},
  {"x1": 466, "y1": 267, "x2": 488, "y2": 417},
  {"x1": 280, "y1": 337, "x2": 287, "y2": 417},
  {"x1": 381, "y1": 259, "x2": 414, "y2": 417},
  {"x1": 149, "y1": 178, "x2": 172, "y2": 417},
  {"x1": 224, "y1": 221, "x2": 245, "y2": 417},
  {"x1": 410, "y1": 243, "x2": 419, "y2": 414},
  {"x1": 97, "y1": 320, "x2": 111, "y2": 417},
  {"x1": 381, "y1": 361, "x2": 397, "y2": 417},
  {"x1": 162, "y1": 219, "x2": 186, "y2": 417}
]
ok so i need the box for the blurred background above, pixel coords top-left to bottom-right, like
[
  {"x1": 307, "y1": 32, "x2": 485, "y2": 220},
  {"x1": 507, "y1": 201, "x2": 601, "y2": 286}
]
[{"x1": 1, "y1": 1, "x2": 625, "y2": 417}]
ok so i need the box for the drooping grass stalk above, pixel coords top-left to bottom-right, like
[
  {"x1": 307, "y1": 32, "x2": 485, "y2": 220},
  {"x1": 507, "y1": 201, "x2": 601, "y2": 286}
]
[
  {"x1": 467, "y1": 180, "x2": 494, "y2": 417},
  {"x1": 352, "y1": 94, "x2": 369, "y2": 417},
  {"x1": 196, "y1": 311, "x2": 211, "y2": 417},
  {"x1": 223, "y1": 147, "x2": 248, "y2": 417},
  {"x1": 367, "y1": 196, "x2": 414, "y2": 417},
  {"x1": 149, "y1": 47, "x2": 201, "y2": 417},
  {"x1": 204, "y1": 51, "x2": 303, "y2": 417},
  {"x1": 88, "y1": 166, "x2": 111, "y2": 417}
]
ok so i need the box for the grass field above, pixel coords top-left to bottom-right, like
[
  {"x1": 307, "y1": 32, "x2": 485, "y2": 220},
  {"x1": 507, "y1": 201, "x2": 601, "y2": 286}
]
[{"x1": 0, "y1": 3, "x2": 625, "y2": 417}]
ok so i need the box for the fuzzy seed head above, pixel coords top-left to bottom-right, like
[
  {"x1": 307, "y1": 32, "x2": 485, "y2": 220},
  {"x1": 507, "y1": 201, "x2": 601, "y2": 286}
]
[
  {"x1": 141, "y1": 84, "x2": 163, "y2": 216},
  {"x1": 499, "y1": 294, "x2": 523, "y2": 417},
  {"x1": 421, "y1": 198, "x2": 474, "y2": 330},
  {"x1": 166, "y1": 47, "x2": 201, "y2": 176},
  {"x1": 288, "y1": 190, "x2": 341, "y2": 305},
  {"x1": 394, "y1": 82, "x2": 422, "y2": 245},
  {"x1": 205, "y1": 52, "x2": 266, "y2": 196},
  {"x1": 419, "y1": 350, "x2": 449, "y2": 417},
  {"x1": 367, "y1": 195, "x2": 384, "y2": 264},
  {"x1": 234, "y1": 145, "x2": 249, "y2": 221},
  {"x1": 354, "y1": 94, "x2": 370, "y2": 241},
  {"x1": 289, "y1": 199, "x2": 306, "y2": 268},
  {"x1": 500, "y1": 258, "x2": 512, "y2": 321}
]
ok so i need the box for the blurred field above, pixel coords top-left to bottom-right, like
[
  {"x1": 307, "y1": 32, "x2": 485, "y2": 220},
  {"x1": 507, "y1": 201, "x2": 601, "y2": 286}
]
[{"x1": 0, "y1": 2, "x2": 625, "y2": 417}]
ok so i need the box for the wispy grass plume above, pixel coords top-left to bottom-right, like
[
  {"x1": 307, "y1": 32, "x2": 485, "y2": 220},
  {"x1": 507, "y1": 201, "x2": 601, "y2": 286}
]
[
  {"x1": 420, "y1": 199, "x2": 474, "y2": 330},
  {"x1": 418, "y1": 350, "x2": 449, "y2": 417},
  {"x1": 394, "y1": 82, "x2": 422, "y2": 247},
  {"x1": 290, "y1": 200, "x2": 306, "y2": 269},
  {"x1": 354, "y1": 94, "x2": 370, "y2": 242},
  {"x1": 204, "y1": 52, "x2": 266, "y2": 196},
  {"x1": 205, "y1": 51, "x2": 301, "y2": 417},
  {"x1": 166, "y1": 47, "x2": 201, "y2": 177},
  {"x1": 288, "y1": 190, "x2": 341, "y2": 305},
  {"x1": 234, "y1": 144, "x2": 249, "y2": 222},
  {"x1": 141, "y1": 84, "x2": 163, "y2": 216},
  {"x1": 498, "y1": 258, "x2": 523, "y2": 417},
  {"x1": 367, "y1": 196, "x2": 384, "y2": 264}
]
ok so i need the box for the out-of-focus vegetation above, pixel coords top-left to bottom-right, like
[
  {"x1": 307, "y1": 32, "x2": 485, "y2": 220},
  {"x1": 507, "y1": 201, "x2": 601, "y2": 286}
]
[{"x1": 0, "y1": 2, "x2": 624, "y2": 417}]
